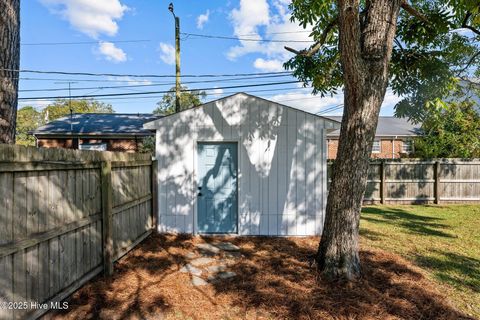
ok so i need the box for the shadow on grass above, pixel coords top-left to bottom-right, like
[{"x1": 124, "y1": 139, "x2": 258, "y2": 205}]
[
  {"x1": 415, "y1": 250, "x2": 480, "y2": 294},
  {"x1": 361, "y1": 207, "x2": 455, "y2": 238}
]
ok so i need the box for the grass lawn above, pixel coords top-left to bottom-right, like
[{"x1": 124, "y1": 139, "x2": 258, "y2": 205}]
[{"x1": 360, "y1": 205, "x2": 480, "y2": 318}]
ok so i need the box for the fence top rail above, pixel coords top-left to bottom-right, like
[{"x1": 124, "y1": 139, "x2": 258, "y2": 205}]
[
  {"x1": 0, "y1": 144, "x2": 152, "y2": 162},
  {"x1": 328, "y1": 158, "x2": 480, "y2": 164}
]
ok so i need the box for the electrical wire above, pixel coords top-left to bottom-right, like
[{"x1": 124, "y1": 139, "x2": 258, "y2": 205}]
[
  {"x1": 2, "y1": 68, "x2": 292, "y2": 78},
  {"x1": 18, "y1": 74, "x2": 294, "y2": 93},
  {"x1": 18, "y1": 80, "x2": 302, "y2": 100},
  {"x1": 21, "y1": 40, "x2": 151, "y2": 46},
  {"x1": 180, "y1": 32, "x2": 314, "y2": 43}
]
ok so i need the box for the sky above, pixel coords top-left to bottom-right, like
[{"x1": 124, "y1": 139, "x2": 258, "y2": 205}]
[{"x1": 18, "y1": 0, "x2": 402, "y2": 115}]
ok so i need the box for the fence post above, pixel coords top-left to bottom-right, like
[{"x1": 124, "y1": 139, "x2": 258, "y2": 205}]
[
  {"x1": 101, "y1": 161, "x2": 114, "y2": 276},
  {"x1": 434, "y1": 161, "x2": 441, "y2": 204},
  {"x1": 380, "y1": 160, "x2": 386, "y2": 204},
  {"x1": 151, "y1": 160, "x2": 158, "y2": 231}
]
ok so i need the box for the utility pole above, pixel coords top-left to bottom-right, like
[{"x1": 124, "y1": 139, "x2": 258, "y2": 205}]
[
  {"x1": 54, "y1": 81, "x2": 77, "y2": 131},
  {"x1": 168, "y1": 2, "x2": 181, "y2": 113},
  {"x1": 55, "y1": 81, "x2": 77, "y2": 147}
]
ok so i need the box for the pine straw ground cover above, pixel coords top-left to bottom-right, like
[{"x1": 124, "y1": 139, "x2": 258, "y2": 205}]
[{"x1": 51, "y1": 233, "x2": 473, "y2": 320}]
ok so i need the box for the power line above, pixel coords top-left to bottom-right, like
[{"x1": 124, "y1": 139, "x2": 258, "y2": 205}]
[
  {"x1": 21, "y1": 40, "x2": 151, "y2": 46},
  {"x1": 317, "y1": 104, "x2": 344, "y2": 115},
  {"x1": 2, "y1": 68, "x2": 291, "y2": 78},
  {"x1": 18, "y1": 80, "x2": 302, "y2": 101},
  {"x1": 18, "y1": 74, "x2": 294, "y2": 93},
  {"x1": 35, "y1": 86, "x2": 310, "y2": 103},
  {"x1": 181, "y1": 32, "x2": 314, "y2": 43}
]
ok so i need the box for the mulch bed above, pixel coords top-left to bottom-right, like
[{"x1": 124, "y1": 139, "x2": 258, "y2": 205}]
[{"x1": 50, "y1": 233, "x2": 472, "y2": 320}]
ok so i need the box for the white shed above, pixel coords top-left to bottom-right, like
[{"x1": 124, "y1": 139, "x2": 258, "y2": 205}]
[{"x1": 144, "y1": 93, "x2": 340, "y2": 236}]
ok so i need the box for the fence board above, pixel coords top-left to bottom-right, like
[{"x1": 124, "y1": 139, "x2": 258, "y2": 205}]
[
  {"x1": 0, "y1": 145, "x2": 154, "y2": 320},
  {"x1": 329, "y1": 159, "x2": 480, "y2": 204}
]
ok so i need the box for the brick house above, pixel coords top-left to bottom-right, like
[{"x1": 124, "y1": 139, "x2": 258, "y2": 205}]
[
  {"x1": 325, "y1": 116, "x2": 420, "y2": 159},
  {"x1": 32, "y1": 113, "x2": 161, "y2": 152}
]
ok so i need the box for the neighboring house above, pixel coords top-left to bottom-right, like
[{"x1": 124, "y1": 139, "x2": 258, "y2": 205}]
[
  {"x1": 32, "y1": 113, "x2": 161, "y2": 152},
  {"x1": 144, "y1": 93, "x2": 341, "y2": 236},
  {"x1": 325, "y1": 116, "x2": 420, "y2": 159}
]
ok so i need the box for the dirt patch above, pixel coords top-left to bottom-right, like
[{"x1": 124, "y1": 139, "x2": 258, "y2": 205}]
[{"x1": 50, "y1": 233, "x2": 472, "y2": 320}]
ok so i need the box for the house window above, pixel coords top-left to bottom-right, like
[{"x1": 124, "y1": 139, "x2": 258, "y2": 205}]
[
  {"x1": 402, "y1": 140, "x2": 413, "y2": 153},
  {"x1": 372, "y1": 140, "x2": 381, "y2": 153},
  {"x1": 79, "y1": 143, "x2": 107, "y2": 151}
]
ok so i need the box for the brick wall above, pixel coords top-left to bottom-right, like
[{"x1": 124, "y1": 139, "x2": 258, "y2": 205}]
[
  {"x1": 327, "y1": 138, "x2": 410, "y2": 159},
  {"x1": 37, "y1": 137, "x2": 144, "y2": 153}
]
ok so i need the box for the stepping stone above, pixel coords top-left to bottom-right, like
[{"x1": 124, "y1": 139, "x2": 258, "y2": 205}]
[
  {"x1": 214, "y1": 242, "x2": 240, "y2": 251},
  {"x1": 190, "y1": 257, "x2": 215, "y2": 267},
  {"x1": 208, "y1": 271, "x2": 237, "y2": 281},
  {"x1": 196, "y1": 243, "x2": 220, "y2": 254},
  {"x1": 191, "y1": 276, "x2": 208, "y2": 287},
  {"x1": 184, "y1": 252, "x2": 196, "y2": 259},
  {"x1": 180, "y1": 264, "x2": 202, "y2": 276},
  {"x1": 224, "y1": 251, "x2": 243, "y2": 259},
  {"x1": 206, "y1": 265, "x2": 226, "y2": 273}
]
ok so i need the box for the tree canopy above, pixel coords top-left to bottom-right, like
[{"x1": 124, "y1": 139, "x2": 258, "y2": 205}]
[
  {"x1": 43, "y1": 99, "x2": 114, "y2": 122},
  {"x1": 285, "y1": 0, "x2": 480, "y2": 122},
  {"x1": 153, "y1": 86, "x2": 206, "y2": 115},
  {"x1": 15, "y1": 99, "x2": 114, "y2": 146},
  {"x1": 414, "y1": 100, "x2": 480, "y2": 158}
]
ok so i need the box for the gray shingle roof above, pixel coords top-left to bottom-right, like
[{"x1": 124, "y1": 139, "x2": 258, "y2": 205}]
[
  {"x1": 33, "y1": 113, "x2": 161, "y2": 136},
  {"x1": 325, "y1": 116, "x2": 421, "y2": 137}
]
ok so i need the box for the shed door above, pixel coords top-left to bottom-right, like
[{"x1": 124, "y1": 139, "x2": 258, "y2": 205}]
[{"x1": 197, "y1": 143, "x2": 238, "y2": 233}]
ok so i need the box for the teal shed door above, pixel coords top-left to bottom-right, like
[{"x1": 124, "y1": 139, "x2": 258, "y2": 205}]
[{"x1": 197, "y1": 143, "x2": 238, "y2": 233}]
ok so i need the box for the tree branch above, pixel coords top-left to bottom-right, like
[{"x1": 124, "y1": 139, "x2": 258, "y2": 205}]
[
  {"x1": 285, "y1": 16, "x2": 338, "y2": 57},
  {"x1": 400, "y1": 0, "x2": 428, "y2": 23},
  {"x1": 461, "y1": 12, "x2": 480, "y2": 36},
  {"x1": 457, "y1": 50, "x2": 480, "y2": 76}
]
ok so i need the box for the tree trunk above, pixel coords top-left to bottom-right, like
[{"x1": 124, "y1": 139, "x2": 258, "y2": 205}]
[
  {"x1": 316, "y1": 0, "x2": 401, "y2": 280},
  {"x1": 0, "y1": 0, "x2": 20, "y2": 144}
]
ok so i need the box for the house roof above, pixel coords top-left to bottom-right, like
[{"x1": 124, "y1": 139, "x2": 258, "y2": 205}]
[
  {"x1": 33, "y1": 113, "x2": 161, "y2": 136},
  {"x1": 144, "y1": 92, "x2": 342, "y2": 129},
  {"x1": 325, "y1": 116, "x2": 421, "y2": 137}
]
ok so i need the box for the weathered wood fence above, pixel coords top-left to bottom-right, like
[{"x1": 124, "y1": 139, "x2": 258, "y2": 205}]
[
  {"x1": 0, "y1": 145, "x2": 157, "y2": 320},
  {"x1": 328, "y1": 159, "x2": 480, "y2": 204}
]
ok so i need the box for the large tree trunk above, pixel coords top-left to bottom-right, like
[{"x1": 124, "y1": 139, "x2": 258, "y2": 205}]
[
  {"x1": 316, "y1": 0, "x2": 401, "y2": 280},
  {"x1": 0, "y1": 0, "x2": 20, "y2": 144}
]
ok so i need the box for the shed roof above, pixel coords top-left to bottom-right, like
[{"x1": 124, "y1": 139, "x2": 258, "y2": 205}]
[
  {"x1": 325, "y1": 116, "x2": 421, "y2": 137},
  {"x1": 33, "y1": 113, "x2": 161, "y2": 136},
  {"x1": 144, "y1": 92, "x2": 341, "y2": 129}
]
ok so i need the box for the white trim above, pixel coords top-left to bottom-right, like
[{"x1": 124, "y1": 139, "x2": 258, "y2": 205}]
[{"x1": 372, "y1": 139, "x2": 381, "y2": 153}]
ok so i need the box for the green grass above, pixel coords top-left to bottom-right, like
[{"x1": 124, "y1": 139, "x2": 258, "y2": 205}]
[{"x1": 360, "y1": 205, "x2": 480, "y2": 319}]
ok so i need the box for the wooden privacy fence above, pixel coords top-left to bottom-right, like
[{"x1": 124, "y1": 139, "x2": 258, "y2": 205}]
[
  {"x1": 0, "y1": 145, "x2": 158, "y2": 320},
  {"x1": 328, "y1": 159, "x2": 480, "y2": 204}
]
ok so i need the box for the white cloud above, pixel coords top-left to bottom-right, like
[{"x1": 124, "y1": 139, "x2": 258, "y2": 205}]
[
  {"x1": 211, "y1": 87, "x2": 224, "y2": 97},
  {"x1": 108, "y1": 76, "x2": 153, "y2": 85},
  {"x1": 97, "y1": 42, "x2": 127, "y2": 62},
  {"x1": 196, "y1": 10, "x2": 210, "y2": 29},
  {"x1": 271, "y1": 90, "x2": 344, "y2": 114},
  {"x1": 227, "y1": 0, "x2": 314, "y2": 71},
  {"x1": 270, "y1": 88, "x2": 402, "y2": 115},
  {"x1": 253, "y1": 58, "x2": 284, "y2": 72},
  {"x1": 40, "y1": 0, "x2": 129, "y2": 38},
  {"x1": 158, "y1": 42, "x2": 175, "y2": 65},
  {"x1": 18, "y1": 100, "x2": 53, "y2": 110}
]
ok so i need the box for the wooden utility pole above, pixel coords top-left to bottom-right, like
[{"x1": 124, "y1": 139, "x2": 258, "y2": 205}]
[{"x1": 169, "y1": 3, "x2": 181, "y2": 113}]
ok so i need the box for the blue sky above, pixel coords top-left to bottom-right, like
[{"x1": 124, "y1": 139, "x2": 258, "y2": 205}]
[{"x1": 19, "y1": 0, "x2": 401, "y2": 115}]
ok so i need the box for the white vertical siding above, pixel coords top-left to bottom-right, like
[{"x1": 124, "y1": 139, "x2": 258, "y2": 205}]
[{"x1": 151, "y1": 93, "x2": 337, "y2": 236}]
